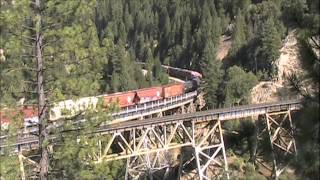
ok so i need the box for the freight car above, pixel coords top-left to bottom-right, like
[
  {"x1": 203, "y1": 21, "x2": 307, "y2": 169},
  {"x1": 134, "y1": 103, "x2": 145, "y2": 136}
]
[
  {"x1": 0, "y1": 106, "x2": 38, "y2": 129},
  {"x1": 0, "y1": 64, "x2": 202, "y2": 129},
  {"x1": 49, "y1": 84, "x2": 184, "y2": 121},
  {"x1": 136, "y1": 62, "x2": 202, "y2": 92},
  {"x1": 136, "y1": 62, "x2": 203, "y2": 80},
  {"x1": 161, "y1": 64, "x2": 203, "y2": 80}
]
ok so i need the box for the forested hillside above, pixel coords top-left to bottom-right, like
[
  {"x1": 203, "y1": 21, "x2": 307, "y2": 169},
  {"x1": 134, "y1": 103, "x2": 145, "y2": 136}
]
[{"x1": 0, "y1": 0, "x2": 319, "y2": 179}]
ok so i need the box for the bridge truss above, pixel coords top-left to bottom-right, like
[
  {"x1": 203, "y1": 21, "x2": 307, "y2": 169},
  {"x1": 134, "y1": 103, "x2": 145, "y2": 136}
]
[
  {"x1": 96, "y1": 119, "x2": 228, "y2": 180},
  {"x1": 1, "y1": 100, "x2": 301, "y2": 180},
  {"x1": 254, "y1": 110, "x2": 297, "y2": 179}
]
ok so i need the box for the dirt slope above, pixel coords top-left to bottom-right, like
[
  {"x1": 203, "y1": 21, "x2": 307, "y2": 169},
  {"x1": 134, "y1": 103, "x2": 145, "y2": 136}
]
[
  {"x1": 216, "y1": 35, "x2": 232, "y2": 61},
  {"x1": 251, "y1": 30, "x2": 305, "y2": 104}
]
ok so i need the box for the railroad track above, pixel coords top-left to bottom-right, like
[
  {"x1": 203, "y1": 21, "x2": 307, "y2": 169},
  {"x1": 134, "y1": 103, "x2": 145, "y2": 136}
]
[{"x1": 0, "y1": 99, "x2": 302, "y2": 149}]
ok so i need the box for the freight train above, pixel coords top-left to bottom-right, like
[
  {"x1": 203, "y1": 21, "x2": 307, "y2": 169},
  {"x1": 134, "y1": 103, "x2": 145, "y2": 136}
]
[{"x1": 0, "y1": 64, "x2": 202, "y2": 129}]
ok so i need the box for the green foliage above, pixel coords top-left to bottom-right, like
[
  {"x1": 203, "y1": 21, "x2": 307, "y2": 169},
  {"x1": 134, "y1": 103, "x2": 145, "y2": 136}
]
[
  {"x1": 224, "y1": 66, "x2": 258, "y2": 106},
  {"x1": 202, "y1": 42, "x2": 223, "y2": 108},
  {"x1": 293, "y1": 102, "x2": 320, "y2": 179},
  {"x1": 1, "y1": 1, "x2": 124, "y2": 179},
  {"x1": 94, "y1": 0, "x2": 226, "y2": 73},
  {"x1": 45, "y1": 0, "x2": 110, "y2": 101},
  {"x1": 0, "y1": 155, "x2": 20, "y2": 179},
  {"x1": 230, "y1": 12, "x2": 247, "y2": 56},
  {"x1": 244, "y1": 173, "x2": 267, "y2": 180},
  {"x1": 153, "y1": 57, "x2": 169, "y2": 85},
  {"x1": 288, "y1": 10, "x2": 319, "y2": 178},
  {"x1": 50, "y1": 101, "x2": 124, "y2": 179},
  {"x1": 232, "y1": 157, "x2": 245, "y2": 171},
  {"x1": 0, "y1": 110, "x2": 28, "y2": 179},
  {"x1": 283, "y1": 0, "x2": 308, "y2": 24},
  {"x1": 227, "y1": 0, "x2": 285, "y2": 79},
  {"x1": 279, "y1": 171, "x2": 298, "y2": 180},
  {"x1": 1, "y1": 0, "x2": 319, "y2": 179},
  {"x1": 244, "y1": 163, "x2": 255, "y2": 174},
  {"x1": 258, "y1": 18, "x2": 282, "y2": 77},
  {"x1": 285, "y1": 33, "x2": 319, "y2": 180},
  {"x1": 105, "y1": 44, "x2": 140, "y2": 92},
  {"x1": 0, "y1": 0, "x2": 34, "y2": 106}
]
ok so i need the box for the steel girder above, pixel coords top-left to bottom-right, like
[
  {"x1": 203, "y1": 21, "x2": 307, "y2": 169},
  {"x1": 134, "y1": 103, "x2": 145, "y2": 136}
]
[
  {"x1": 193, "y1": 120, "x2": 229, "y2": 180},
  {"x1": 254, "y1": 110, "x2": 296, "y2": 179},
  {"x1": 95, "y1": 119, "x2": 229, "y2": 179},
  {"x1": 266, "y1": 110, "x2": 296, "y2": 179}
]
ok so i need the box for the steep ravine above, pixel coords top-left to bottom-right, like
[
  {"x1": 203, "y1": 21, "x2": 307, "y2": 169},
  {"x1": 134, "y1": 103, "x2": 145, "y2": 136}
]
[{"x1": 251, "y1": 30, "x2": 308, "y2": 104}]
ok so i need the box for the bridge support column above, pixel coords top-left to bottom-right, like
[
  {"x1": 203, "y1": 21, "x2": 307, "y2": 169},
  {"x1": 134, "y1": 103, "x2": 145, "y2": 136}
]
[
  {"x1": 124, "y1": 126, "x2": 178, "y2": 180},
  {"x1": 186, "y1": 102, "x2": 196, "y2": 113},
  {"x1": 253, "y1": 116, "x2": 273, "y2": 174},
  {"x1": 266, "y1": 110, "x2": 296, "y2": 179},
  {"x1": 156, "y1": 112, "x2": 163, "y2": 118},
  {"x1": 16, "y1": 151, "x2": 40, "y2": 179},
  {"x1": 254, "y1": 110, "x2": 297, "y2": 179},
  {"x1": 193, "y1": 120, "x2": 229, "y2": 180},
  {"x1": 126, "y1": 150, "x2": 174, "y2": 179},
  {"x1": 18, "y1": 151, "x2": 26, "y2": 180}
]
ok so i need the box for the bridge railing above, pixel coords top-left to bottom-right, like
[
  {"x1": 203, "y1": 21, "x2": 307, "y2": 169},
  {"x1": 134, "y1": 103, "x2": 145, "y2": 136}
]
[
  {"x1": 0, "y1": 99, "x2": 302, "y2": 150},
  {"x1": 0, "y1": 91, "x2": 198, "y2": 144},
  {"x1": 111, "y1": 91, "x2": 197, "y2": 120}
]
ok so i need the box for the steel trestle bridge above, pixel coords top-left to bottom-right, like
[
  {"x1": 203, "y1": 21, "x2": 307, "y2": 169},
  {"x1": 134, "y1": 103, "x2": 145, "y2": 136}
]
[{"x1": 1, "y1": 99, "x2": 301, "y2": 180}]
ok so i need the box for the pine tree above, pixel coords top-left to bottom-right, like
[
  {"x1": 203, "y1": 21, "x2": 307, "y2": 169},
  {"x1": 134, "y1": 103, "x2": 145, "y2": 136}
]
[
  {"x1": 230, "y1": 11, "x2": 247, "y2": 56},
  {"x1": 182, "y1": 16, "x2": 191, "y2": 48},
  {"x1": 283, "y1": 0, "x2": 308, "y2": 24},
  {"x1": 201, "y1": 42, "x2": 223, "y2": 108},
  {"x1": 107, "y1": 43, "x2": 139, "y2": 92},
  {"x1": 123, "y1": 4, "x2": 133, "y2": 33},
  {"x1": 259, "y1": 18, "x2": 282, "y2": 78},
  {"x1": 0, "y1": 0, "x2": 34, "y2": 106},
  {"x1": 50, "y1": 102, "x2": 124, "y2": 179},
  {"x1": 224, "y1": 66, "x2": 258, "y2": 106},
  {"x1": 145, "y1": 48, "x2": 154, "y2": 86},
  {"x1": 153, "y1": 57, "x2": 169, "y2": 84},
  {"x1": 1, "y1": 1, "x2": 122, "y2": 179}
]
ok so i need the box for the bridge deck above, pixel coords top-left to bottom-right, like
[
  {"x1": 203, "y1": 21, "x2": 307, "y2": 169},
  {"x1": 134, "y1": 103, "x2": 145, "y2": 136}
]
[
  {"x1": 0, "y1": 99, "x2": 301, "y2": 148},
  {"x1": 99, "y1": 99, "x2": 301, "y2": 133}
]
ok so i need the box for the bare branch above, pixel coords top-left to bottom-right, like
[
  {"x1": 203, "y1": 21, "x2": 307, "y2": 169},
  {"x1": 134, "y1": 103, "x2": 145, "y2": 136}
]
[
  {"x1": 22, "y1": 44, "x2": 35, "y2": 48},
  {"x1": 22, "y1": 25, "x2": 36, "y2": 31},
  {"x1": 310, "y1": 36, "x2": 320, "y2": 49},
  {"x1": 21, "y1": 54, "x2": 37, "y2": 58},
  {"x1": 42, "y1": 23, "x2": 61, "y2": 31},
  {"x1": 8, "y1": 30, "x2": 36, "y2": 41},
  {"x1": 3, "y1": 67, "x2": 37, "y2": 73},
  {"x1": 23, "y1": 80, "x2": 38, "y2": 84}
]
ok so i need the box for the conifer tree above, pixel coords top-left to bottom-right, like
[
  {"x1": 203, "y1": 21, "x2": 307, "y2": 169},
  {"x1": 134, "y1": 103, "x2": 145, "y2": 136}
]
[
  {"x1": 258, "y1": 18, "x2": 282, "y2": 78},
  {"x1": 0, "y1": 1, "x2": 122, "y2": 179},
  {"x1": 145, "y1": 48, "x2": 154, "y2": 86},
  {"x1": 230, "y1": 11, "x2": 247, "y2": 56},
  {"x1": 0, "y1": 0, "x2": 34, "y2": 106},
  {"x1": 201, "y1": 42, "x2": 223, "y2": 108},
  {"x1": 224, "y1": 66, "x2": 258, "y2": 106},
  {"x1": 50, "y1": 104, "x2": 124, "y2": 179},
  {"x1": 182, "y1": 16, "x2": 191, "y2": 48}
]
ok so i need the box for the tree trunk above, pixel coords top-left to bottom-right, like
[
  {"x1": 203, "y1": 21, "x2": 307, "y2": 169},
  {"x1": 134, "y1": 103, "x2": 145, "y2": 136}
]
[{"x1": 35, "y1": 0, "x2": 49, "y2": 179}]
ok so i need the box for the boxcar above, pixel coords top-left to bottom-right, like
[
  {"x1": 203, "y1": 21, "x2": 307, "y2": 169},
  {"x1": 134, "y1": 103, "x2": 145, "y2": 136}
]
[
  {"x1": 163, "y1": 83, "x2": 184, "y2": 98},
  {"x1": 135, "y1": 87, "x2": 163, "y2": 104},
  {"x1": 104, "y1": 91, "x2": 136, "y2": 108}
]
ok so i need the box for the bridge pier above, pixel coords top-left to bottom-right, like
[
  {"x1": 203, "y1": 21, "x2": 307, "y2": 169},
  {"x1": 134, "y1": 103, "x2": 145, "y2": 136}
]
[
  {"x1": 193, "y1": 120, "x2": 229, "y2": 180},
  {"x1": 254, "y1": 110, "x2": 297, "y2": 179},
  {"x1": 16, "y1": 148, "x2": 40, "y2": 179},
  {"x1": 1, "y1": 100, "x2": 301, "y2": 179},
  {"x1": 266, "y1": 110, "x2": 296, "y2": 179},
  {"x1": 121, "y1": 126, "x2": 178, "y2": 180},
  {"x1": 97, "y1": 119, "x2": 230, "y2": 180}
]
